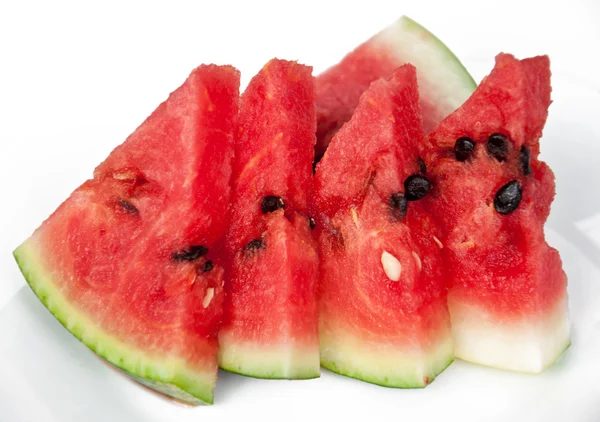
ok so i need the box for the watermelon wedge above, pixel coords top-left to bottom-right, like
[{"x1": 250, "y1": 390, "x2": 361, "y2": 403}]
[
  {"x1": 314, "y1": 64, "x2": 453, "y2": 387},
  {"x1": 13, "y1": 65, "x2": 240, "y2": 404},
  {"x1": 315, "y1": 15, "x2": 476, "y2": 157},
  {"x1": 422, "y1": 54, "x2": 570, "y2": 373},
  {"x1": 218, "y1": 59, "x2": 320, "y2": 379}
]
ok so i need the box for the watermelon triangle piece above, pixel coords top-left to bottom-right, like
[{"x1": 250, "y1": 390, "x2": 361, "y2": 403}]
[
  {"x1": 423, "y1": 54, "x2": 570, "y2": 373},
  {"x1": 13, "y1": 65, "x2": 240, "y2": 404},
  {"x1": 315, "y1": 64, "x2": 453, "y2": 387},
  {"x1": 218, "y1": 59, "x2": 320, "y2": 379},
  {"x1": 315, "y1": 15, "x2": 477, "y2": 157}
]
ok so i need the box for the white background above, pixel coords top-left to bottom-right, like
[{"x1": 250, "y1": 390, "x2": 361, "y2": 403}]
[{"x1": 1, "y1": 1, "x2": 599, "y2": 421}]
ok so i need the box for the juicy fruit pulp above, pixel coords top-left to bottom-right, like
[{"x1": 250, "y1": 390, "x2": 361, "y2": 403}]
[
  {"x1": 13, "y1": 65, "x2": 241, "y2": 404},
  {"x1": 423, "y1": 54, "x2": 570, "y2": 373},
  {"x1": 315, "y1": 65, "x2": 453, "y2": 387},
  {"x1": 218, "y1": 59, "x2": 320, "y2": 379},
  {"x1": 315, "y1": 15, "x2": 476, "y2": 157}
]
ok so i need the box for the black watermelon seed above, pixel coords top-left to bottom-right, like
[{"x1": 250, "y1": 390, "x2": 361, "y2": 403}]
[
  {"x1": 487, "y1": 133, "x2": 509, "y2": 162},
  {"x1": 404, "y1": 175, "x2": 431, "y2": 201},
  {"x1": 172, "y1": 245, "x2": 208, "y2": 262},
  {"x1": 520, "y1": 146, "x2": 532, "y2": 175},
  {"x1": 119, "y1": 199, "x2": 138, "y2": 215},
  {"x1": 418, "y1": 157, "x2": 427, "y2": 174},
  {"x1": 244, "y1": 238, "x2": 264, "y2": 253},
  {"x1": 454, "y1": 137, "x2": 475, "y2": 162},
  {"x1": 203, "y1": 260, "x2": 214, "y2": 273},
  {"x1": 494, "y1": 180, "x2": 522, "y2": 215},
  {"x1": 388, "y1": 192, "x2": 408, "y2": 220},
  {"x1": 308, "y1": 216, "x2": 316, "y2": 230},
  {"x1": 261, "y1": 196, "x2": 285, "y2": 214}
]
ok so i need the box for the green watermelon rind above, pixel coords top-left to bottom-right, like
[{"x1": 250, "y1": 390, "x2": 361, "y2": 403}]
[
  {"x1": 13, "y1": 241, "x2": 215, "y2": 405},
  {"x1": 321, "y1": 356, "x2": 454, "y2": 388},
  {"x1": 399, "y1": 16, "x2": 477, "y2": 89},
  {"x1": 218, "y1": 336, "x2": 321, "y2": 380},
  {"x1": 320, "y1": 351, "x2": 453, "y2": 388},
  {"x1": 318, "y1": 326, "x2": 455, "y2": 388},
  {"x1": 219, "y1": 364, "x2": 319, "y2": 381},
  {"x1": 367, "y1": 15, "x2": 477, "y2": 128}
]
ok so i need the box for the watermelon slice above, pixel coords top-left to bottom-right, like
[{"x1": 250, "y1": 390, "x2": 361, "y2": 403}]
[
  {"x1": 13, "y1": 65, "x2": 240, "y2": 404},
  {"x1": 218, "y1": 59, "x2": 320, "y2": 379},
  {"x1": 422, "y1": 54, "x2": 570, "y2": 373},
  {"x1": 314, "y1": 64, "x2": 453, "y2": 387},
  {"x1": 315, "y1": 15, "x2": 476, "y2": 157}
]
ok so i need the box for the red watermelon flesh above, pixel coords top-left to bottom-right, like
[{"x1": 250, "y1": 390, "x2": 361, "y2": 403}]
[
  {"x1": 314, "y1": 64, "x2": 453, "y2": 387},
  {"x1": 218, "y1": 59, "x2": 320, "y2": 379},
  {"x1": 423, "y1": 54, "x2": 570, "y2": 373},
  {"x1": 315, "y1": 16, "x2": 476, "y2": 157},
  {"x1": 13, "y1": 65, "x2": 240, "y2": 404}
]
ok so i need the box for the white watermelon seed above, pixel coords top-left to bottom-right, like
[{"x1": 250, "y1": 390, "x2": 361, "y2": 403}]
[
  {"x1": 433, "y1": 235, "x2": 443, "y2": 249},
  {"x1": 112, "y1": 170, "x2": 136, "y2": 180},
  {"x1": 412, "y1": 251, "x2": 422, "y2": 271},
  {"x1": 381, "y1": 251, "x2": 402, "y2": 281},
  {"x1": 203, "y1": 288, "x2": 215, "y2": 308},
  {"x1": 351, "y1": 208, "x2": 359, "y2": 227}
]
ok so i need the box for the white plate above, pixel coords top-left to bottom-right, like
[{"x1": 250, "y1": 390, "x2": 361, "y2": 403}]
[
  {"x1": 1, "y1": 2, "x2": 600, "y2": 421},
  {"x1": 1, "y1": 61, "x2": 600, "y2": 422}
]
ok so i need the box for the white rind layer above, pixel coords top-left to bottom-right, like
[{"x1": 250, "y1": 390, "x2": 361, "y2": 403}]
[
  {"x1": 373, "y1": 16, "x2": 476, "y2": 119},
  {"x1": 320, "y1": 328, "x2": 454, "y2": 388},
  {"x1": 218, "y1": 331, "x2": 320, "y2": 379},
  {"x1": 449, "y1": 292, "x2": 571, "y2": 373}
]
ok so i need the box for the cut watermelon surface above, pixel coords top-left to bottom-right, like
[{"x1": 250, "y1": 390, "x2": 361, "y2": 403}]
[
  {"x1": 13, "y1": 65, "x2": 240, "y2": 404},
  {"x1": 218, "y1": 59, "x2": 320, "y2": 379},
  {"x1": 11, "y1": 12, "x2": 571, "y2": 406},
  {"x1": 315, "y1": 15, "x2": 476, "y2": 157},
  {"x1": 314, "y1": 65, "x2": 453, "y2": 387},
  {"x1": 422, "y1": 54, "x2": 570, "y2": 373}
]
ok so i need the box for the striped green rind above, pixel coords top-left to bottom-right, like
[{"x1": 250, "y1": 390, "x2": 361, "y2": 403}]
[
  {"x1": 319, "y1": 331, "x2": 454, "y2": 388},
  {"x1": 219, "y1": 363, "x2": 319, "y2": 381},
  {"x1": 218, "y1": 333, "x2": 320, "y2": 380},
  {"x1": 400, "y1": 15, "x2": 477, "y2": 90},
  {"x1": 13, "y1": 239, "x2": 215, "y2": 405},
  {"x1": 372, "y1": 15, "x2": 477, "y2": 128},
  {"x1": 321, "y1": 356, "x2": 454, "y2": 388}
]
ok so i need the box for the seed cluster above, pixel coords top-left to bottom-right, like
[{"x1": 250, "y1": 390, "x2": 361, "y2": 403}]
[{"x1": 452, "y1": 134, "x2": 532, "y2": 215}]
